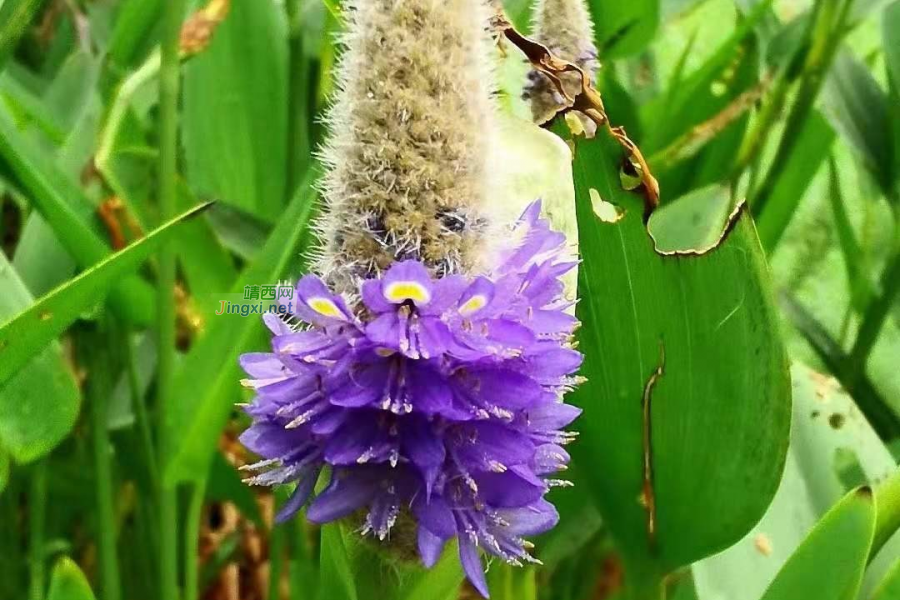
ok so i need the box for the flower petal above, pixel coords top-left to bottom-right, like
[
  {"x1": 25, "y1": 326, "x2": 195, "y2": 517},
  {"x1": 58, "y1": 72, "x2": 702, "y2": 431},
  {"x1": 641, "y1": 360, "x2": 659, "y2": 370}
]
[
  {"x1": 418, "y1": 526, "x2": 446, "y2": 568},
  {"x1": 274, "y1": 468, "x2": 319, "y2": 523},
  {"x1": 459, "y1": 537, "x2": 490, "y2": 598},
  {"x1": 382, "y1": 261, "x2": 434, "y2": 306},
  {"x1": 306, "y1": 472, "x2": 377, "y2": 523}
]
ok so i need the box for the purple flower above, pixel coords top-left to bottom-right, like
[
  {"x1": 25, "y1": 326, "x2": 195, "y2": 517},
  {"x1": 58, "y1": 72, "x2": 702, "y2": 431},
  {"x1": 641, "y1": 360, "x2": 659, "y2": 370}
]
[{"x1": 238, "y1": 201, "x2": 582, "y2": 597}]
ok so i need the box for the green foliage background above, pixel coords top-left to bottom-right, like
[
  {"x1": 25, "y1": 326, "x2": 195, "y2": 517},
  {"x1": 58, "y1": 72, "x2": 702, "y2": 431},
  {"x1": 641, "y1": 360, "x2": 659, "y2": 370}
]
[{"x1": 0, "y1": 0, "x2": 898, "y2": 599}]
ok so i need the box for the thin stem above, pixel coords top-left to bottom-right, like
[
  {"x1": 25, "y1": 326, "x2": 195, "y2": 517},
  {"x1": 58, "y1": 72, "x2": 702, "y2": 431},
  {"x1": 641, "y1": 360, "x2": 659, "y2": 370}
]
[
  {"x1": 124, "y1": 328, "x2": 159, "y2": 491},
  {"x1": 88, "y1": 322, "x2": 122, "y2": 600},
  {"x1": 287, "y1": 512, "x2": 314, "y2": 600},
  {"x1": 746, "y1": 0, "x2": 854, "y2": 217},
  {"x1": 849, "y1": 237, "x2": 900, "y2": 369},
  {"x1": 158, "y1": 0, "x2": 187, "y2": 598},
  {"x1": 285, "y1": 0, "x2": 311, "y2": 201},
  {"x1": 184, "y1": 479, "x2": 207, "y2": 600},
  {"x1": 28, "y1": 460, "x2": 47, "y2": 600},
  {"x1": 269, "y1": 491, "x2": 287, "y2": 600}
]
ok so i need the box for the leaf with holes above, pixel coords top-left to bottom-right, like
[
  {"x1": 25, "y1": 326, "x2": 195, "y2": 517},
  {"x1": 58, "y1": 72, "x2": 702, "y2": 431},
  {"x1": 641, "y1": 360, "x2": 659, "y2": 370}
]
[{"x1": 562, "y1": 122, "x2": 791, "y2": 583}]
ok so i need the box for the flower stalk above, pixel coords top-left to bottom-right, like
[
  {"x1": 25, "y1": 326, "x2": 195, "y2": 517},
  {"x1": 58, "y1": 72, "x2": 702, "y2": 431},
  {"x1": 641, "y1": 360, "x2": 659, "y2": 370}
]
[{"x1": 157, "y1": 0, "x2": 188, "y2": 598}]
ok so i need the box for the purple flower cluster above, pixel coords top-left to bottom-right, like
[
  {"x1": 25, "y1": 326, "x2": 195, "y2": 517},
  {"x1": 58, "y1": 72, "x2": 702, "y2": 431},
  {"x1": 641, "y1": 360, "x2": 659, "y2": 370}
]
[{"x1": 238, "y1": 201, "x2": 582, "y2": 597}]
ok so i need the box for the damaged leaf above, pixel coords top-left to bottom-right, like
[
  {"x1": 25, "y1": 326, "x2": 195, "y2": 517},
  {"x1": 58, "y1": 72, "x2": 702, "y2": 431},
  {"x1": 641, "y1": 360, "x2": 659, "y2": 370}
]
[{"x1": 561, "y1": 120, "x2": 791, "y2": 580}]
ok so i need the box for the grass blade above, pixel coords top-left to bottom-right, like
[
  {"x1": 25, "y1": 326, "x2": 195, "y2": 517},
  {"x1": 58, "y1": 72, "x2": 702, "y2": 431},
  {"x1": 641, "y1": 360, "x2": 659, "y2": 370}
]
[
  {"x1": 0, "y1": 203, "x2": 210, "y2": 388},
  {"x1": 164, "y1": 171, "x2": 317, "y2": 485},
  {"x1": 0, "y1": 106, "x2": 157, "y2": 325}
]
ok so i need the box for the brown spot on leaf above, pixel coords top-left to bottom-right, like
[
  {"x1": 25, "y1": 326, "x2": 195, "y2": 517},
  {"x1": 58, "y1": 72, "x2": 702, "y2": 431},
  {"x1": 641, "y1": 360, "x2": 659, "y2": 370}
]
[
  {"x1": 829, "y1": 413, "x2": 846, "y2": 430},
  {"x1": 640, "y1": 342, "x2": 666, "y2": 547}
]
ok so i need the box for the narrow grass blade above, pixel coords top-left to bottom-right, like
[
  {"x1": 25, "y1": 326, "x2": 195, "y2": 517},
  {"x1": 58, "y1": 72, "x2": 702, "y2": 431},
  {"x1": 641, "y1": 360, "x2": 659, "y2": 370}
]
[
  {"x1": 0, "y1": 203, "x2": 210, "y2": 388},
  {"x1": 0, "y1": 106, "x2": 157, "y2": 325},
  {"x1": 164, "y1": 172, "x2": 317, "y2": 485}
]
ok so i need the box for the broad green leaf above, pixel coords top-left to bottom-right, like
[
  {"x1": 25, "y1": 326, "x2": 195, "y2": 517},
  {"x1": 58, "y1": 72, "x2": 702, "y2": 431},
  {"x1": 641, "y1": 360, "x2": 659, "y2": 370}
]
[
  {"x1": 822, "y1": 50, "x2": 895, "y2": 195},
  {"x1": 648, "y1": 185, "x2": 734, "y2": 251},
  {"x1": 46, "y1": 557, "x2": 98, "y2": 600},
  {"x1": 0, "y1": 104, "x2": 156, "y2": 325},
  {"x1": 0, "y1": 202, "x2": 210, "y2": 388},
  {"x1": 587, "y1": 0, "x2": 660, "y2": 59},
  {"x1": 566, "y1": 123, "x2": 791, "y2": 577},
  {"x1": 755, "y1": 111, "x2": 836, "y2": 251},
  {"x1": 183, "y1": 0, "x2": 289, "y2": 219},
  {"x1": 693, "y1": 363, "x2": 898, "y2": 600},
  {"x1": 872, "y1": 560, "x2": 900, "y2": 600},
  {"x1": 759, "y1": 486, "x2": 875, "y2": 600},
  {"x1": 165, "y1": 173, "x2": 316, "y2": 485},
  {"x1": 0, "y1": 252, "x2": 79, "y2": 463}
]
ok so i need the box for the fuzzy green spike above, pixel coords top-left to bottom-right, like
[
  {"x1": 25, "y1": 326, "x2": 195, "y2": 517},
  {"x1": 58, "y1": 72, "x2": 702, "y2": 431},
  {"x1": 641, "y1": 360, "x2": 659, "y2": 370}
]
[
  {"x1": 316, "y1": 0, "x2": 498, "y2": 295},
  {"x1": 524, "y1": 0, "x2": 599, "y2": 135}
]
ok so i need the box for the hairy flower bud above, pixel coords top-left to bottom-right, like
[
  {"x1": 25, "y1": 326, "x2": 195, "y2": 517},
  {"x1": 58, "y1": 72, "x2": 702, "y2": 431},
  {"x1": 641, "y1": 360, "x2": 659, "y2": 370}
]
[
  {"x1": 316, "y1": 0, "x2": 498, "y2": 295},
  {"x1": 523, "y1": 0, "x2": 599, "y2": 135}
]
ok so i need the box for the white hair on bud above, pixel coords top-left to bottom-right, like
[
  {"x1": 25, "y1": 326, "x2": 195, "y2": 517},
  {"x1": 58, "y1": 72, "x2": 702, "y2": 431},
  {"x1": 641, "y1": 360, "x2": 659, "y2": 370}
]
[
  {"x1": 315, "y1": 0, "x2": 499, "y2": 295},
  {"x1": 524, "y1": 0, "x2": 599, "y2": 135}
]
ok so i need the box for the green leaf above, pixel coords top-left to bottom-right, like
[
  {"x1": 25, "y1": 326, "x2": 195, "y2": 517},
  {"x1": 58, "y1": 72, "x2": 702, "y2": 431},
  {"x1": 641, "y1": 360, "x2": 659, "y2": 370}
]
[
  {"x1": 12, "y1": 213, "x2": 77, "y2": 297},
  {"x1": 755, "y1": 111, "x2": 836, "y2": 251},
  {"x1": 566, "y1": 123, "x2": 791, "y2": 578},
  {"x1": 108, "y1": 0, "x2": 162, "y2": 68},
  {"x1": 0, "y1": 104, "x2": 156, "y2": 326},
  {"x1": 46, "y1": 557, "x2": 98, "y2": 600},
  {"x1": 825, "y1": 155, "x2": 874, "y2": 312},
  {"x1": 886, "y1": 1, "x2": 900, "y2": 90},
  {"x1": 692, "y1": 363, "x2": 899, "y2": 600},
  {"x1": 871, "y1": 560, "x2": 900, "y2": 600},
  {"x1": 0, "y1": 202, "x2": 210, "y2": 389},
  {"x1": 317, "y1": 524, "x2": 359, "y2": 600},
  {"x1": 487, "y1": 564, "x2": 536, "y2": 600},
  {"x1": 182, "y1": 0, "x2": 289, "y2": 219},
  {"x1": 822, "y1": 50, "x2": 895, "y2": 195},
  {"x1": 164, "y1": 173, "x2": 317, "y2": 485},
  {"x1": 0, "y1": 252, "x2": 80, "y2": 464},
  {"x1": 206, "y1": 451, "x2": 263, "y2": 528},
  {"x1": 0, "y1": 446, "x2": 9, "y2": 494},
  {"x1": 0, "y1": 0, "x2": 44, "y2": 70},
  {"x1": 759, "y1": 486, "x2": 875, "y2": 600},
  {"x1": 317, "y1": 522, "x2": 463, "y2": 600},
  {"x1": 587, "y1": 0, "x2": 660, "y2": 58}
]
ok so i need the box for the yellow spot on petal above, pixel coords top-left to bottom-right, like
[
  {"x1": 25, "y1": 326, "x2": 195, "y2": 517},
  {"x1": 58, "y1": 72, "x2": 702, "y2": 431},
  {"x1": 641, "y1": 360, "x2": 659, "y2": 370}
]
[
  {"x1": 383, "y1": 281, "x2": 431, "y2": 304},
  {"x1": 307, "y1": 297, "x2": 345, "y2": 319},
  {"x1": 458, "y1": 294, "x2": 488, "y2": 316},
  {"x1": 375, "y1": 347, "x2": 396, "y2": 357}
]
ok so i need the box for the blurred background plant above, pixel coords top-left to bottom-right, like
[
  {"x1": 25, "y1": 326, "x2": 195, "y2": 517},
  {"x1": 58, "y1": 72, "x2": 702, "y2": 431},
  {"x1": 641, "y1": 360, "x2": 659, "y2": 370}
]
[{"x1": 0, "y1": 0, "x2": 898, "y2": 599}]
